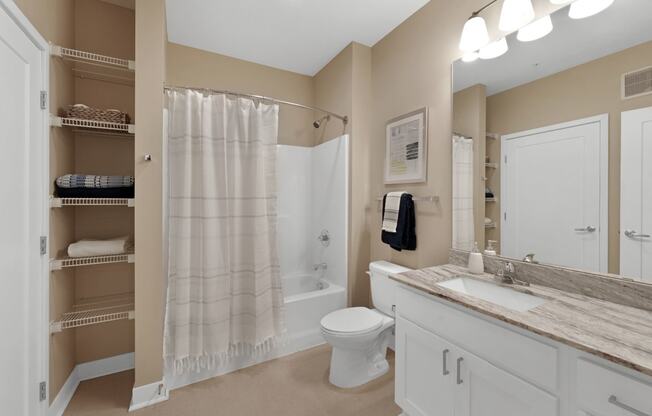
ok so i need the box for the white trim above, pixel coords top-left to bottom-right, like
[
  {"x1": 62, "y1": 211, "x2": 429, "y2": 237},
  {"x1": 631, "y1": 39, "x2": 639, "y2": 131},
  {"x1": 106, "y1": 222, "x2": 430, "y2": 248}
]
[
  {"x1": 501, "y1": 114, "x2": 609, "y2": 273},
  {"x1": 48, "y1": 353, "x2": 135, "y2": 416},
  {"x1": 129, "y1": 380, "x2": 168, "y2": 412},
  {"x1": 0, "y1": 1, "x2": 50, "y2": 414}
]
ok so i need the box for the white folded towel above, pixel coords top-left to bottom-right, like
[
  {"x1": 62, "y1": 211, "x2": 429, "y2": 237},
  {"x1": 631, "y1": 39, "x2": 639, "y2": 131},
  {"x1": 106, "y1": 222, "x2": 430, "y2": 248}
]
[
  {"x1": 67, "y1": 236, "x2": 132, "y2": 258},
  {"x1": 382, "y1": 192, "x2": 406, "y2": 233}
]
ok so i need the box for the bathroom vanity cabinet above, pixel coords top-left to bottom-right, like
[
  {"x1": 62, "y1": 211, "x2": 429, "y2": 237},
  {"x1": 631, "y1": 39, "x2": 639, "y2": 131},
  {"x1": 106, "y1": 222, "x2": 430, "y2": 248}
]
[{"x1": 394, "y1": 285, "x2": 652, "y2": 416}]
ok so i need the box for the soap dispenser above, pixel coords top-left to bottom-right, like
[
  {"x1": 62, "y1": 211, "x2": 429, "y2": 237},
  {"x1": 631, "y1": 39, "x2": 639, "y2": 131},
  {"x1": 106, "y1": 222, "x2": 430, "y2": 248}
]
[{"x1": 468, "y1": 242, "x2": 484, "y2": 274}]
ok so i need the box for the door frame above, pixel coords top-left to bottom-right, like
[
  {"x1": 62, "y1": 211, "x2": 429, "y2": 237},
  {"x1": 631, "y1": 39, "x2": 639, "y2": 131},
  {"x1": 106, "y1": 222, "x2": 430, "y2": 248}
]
[
  {"x1": 500, "y1": 114, "x2": 609, "y2": 272},
  {"x1": 0, "y1": 0, "x2": 50, "y2": 413}
]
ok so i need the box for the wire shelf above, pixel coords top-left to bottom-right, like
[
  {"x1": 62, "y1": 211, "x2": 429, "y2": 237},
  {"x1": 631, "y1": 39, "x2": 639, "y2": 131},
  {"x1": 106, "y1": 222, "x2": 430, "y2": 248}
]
[
  {"x1": 486, "y1": 197, "x2": 497, "y2": 203},
  {"x1": 51, "y1": 115, "x2": 135, "y2": 135},
  {"x1": 51, "y1": 44, "x2": 135, "y2": 71},
  {"x1": 485, "y1": 222, "x2": 497, "y2": 229},
  {"x1": 50, "y1": 197, "x2": 134, "y2": 208},
  {"x1": 50, "y1": 293, "x2": 134, "y2": 333},
  {"x1": 50, "y1": 252, "x2": 135, "y2": 271},
  {"x1": 485, "y1": 162, "x2": 499, "y2": 169}
]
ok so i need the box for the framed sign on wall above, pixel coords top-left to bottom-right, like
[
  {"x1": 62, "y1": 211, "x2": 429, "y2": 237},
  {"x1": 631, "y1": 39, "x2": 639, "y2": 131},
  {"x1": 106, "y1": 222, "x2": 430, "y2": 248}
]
[{"x1": 384, "y1": 107, "x2": 428, "y2": 184}]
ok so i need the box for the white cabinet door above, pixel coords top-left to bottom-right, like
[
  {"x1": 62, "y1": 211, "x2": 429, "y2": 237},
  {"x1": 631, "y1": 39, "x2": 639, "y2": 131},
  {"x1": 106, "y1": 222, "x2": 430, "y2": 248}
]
[
  {"x1": 455, "y1": 347, "x2": 559, "y2": 416},
  {"x1": 395, "y1": 316, "x2": 455, "y2": 416},
  {"x1": 502, "y1": 115, "x2": 608, "y2": 272},
  {"x1": 0, "y1": 2, "x2": 47, "y2": 415},
  {"x1": 621, "y1": 106, "x2": 652, "y2": 282}
]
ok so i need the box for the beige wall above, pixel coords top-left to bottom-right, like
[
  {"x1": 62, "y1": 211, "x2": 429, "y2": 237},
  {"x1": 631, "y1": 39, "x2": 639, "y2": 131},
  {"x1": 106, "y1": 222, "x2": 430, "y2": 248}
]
[
  {"x1": 134, "y1": 0, "x2": 166, "y2": 388},
  {"x1": 166, "y1": 43, "x2": 315, "y2": 147},
  {"x1": 453, "y1": 84, "x2": 486, "y2": 250},
  {"x1": 15, "y1": 0, "x2": 77, "y2": 402},
  {"x1": 369, "y1": 0, "x2": 563, "y2": 270},
  {"x1": 313, "y1": 43, "x2": 374, "y2": 306},
  {"x1": 486, "y1": 41, "x2": 652, "y2": 274}
]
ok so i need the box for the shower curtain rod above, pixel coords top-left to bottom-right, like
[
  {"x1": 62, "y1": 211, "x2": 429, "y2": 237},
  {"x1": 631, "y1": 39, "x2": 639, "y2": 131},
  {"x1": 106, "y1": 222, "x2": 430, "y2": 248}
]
[{"x1": 164, "y1": 85, "x2": 349, "y2": 125}]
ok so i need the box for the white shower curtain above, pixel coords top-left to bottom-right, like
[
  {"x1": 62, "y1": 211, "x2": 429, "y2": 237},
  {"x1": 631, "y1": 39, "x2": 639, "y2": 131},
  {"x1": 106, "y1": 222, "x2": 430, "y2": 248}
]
[
  {"x1": 164, "y1": 89, "x2": 285, "y2": 373},
  {"x1": 452, "y1": 135, "x2": 475, "y2": 251}
]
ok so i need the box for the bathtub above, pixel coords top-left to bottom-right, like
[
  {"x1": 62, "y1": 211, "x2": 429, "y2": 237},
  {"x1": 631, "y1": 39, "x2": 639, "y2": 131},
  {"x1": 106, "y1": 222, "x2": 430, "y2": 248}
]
[{"x1": 283, "y1": 273, "x2": 346, "y2": 352}]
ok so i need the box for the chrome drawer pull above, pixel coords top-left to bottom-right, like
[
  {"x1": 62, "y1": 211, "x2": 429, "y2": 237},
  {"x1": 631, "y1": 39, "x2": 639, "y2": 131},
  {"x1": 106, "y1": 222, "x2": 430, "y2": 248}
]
[
  {"x1": 442, "y1": 349, "x2": 450, "y2": 375},
  {"x1": 574, "y1": 225, "x2": 596, "y2": 232},
  {"x1": 609, "y1": 395, "x2": 650, "y2": 416},
  {"x1": 456, "y1": 357, "x2": 464, "y2": 385}
]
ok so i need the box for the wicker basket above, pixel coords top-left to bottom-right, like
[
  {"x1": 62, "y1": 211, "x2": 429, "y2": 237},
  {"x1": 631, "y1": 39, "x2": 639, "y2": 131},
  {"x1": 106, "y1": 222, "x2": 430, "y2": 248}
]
[{"x1": 66, "y1": 104, "x2": 131, "y2": 124}]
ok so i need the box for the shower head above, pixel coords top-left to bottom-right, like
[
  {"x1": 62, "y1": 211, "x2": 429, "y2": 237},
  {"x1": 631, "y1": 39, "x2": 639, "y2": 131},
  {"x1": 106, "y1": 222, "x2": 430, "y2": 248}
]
[{"x1": 313, "y1": 115, "x2": 330, "y2": 129}]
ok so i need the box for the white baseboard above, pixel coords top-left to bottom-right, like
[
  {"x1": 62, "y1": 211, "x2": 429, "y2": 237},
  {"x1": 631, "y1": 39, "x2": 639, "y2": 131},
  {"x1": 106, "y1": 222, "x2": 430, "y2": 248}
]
[
  {"x1": 129, "y1": 380, "x2": 168, "y2": 412},
  {"x1": 49, "y1": 352, "x2": 135, "y2": 416}
]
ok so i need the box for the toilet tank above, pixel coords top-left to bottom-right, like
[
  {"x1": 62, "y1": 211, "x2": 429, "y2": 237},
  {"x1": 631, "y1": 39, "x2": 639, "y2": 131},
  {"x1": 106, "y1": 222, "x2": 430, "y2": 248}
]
[{"x1": 369, "y1": 261, "x2": 412, "y2": 316}]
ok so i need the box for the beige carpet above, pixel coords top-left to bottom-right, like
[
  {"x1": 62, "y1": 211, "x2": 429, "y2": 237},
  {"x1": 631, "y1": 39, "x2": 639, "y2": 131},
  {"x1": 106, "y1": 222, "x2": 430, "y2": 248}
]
[{"x1": 64, "y1": 345, "x2": 402, "y2": 416}]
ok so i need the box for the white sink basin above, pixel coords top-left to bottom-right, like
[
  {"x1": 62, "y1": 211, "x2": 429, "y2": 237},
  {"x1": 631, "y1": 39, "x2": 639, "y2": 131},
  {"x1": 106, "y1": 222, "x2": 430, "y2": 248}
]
[{"x1": 437, "y1": 277, "x2": 547, "y2": 312}]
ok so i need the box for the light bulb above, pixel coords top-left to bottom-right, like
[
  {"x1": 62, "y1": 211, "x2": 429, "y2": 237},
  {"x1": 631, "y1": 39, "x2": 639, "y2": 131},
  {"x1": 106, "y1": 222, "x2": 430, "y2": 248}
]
[
  {"x1": 459, "y1": 15, "x2": 490, "y2": 52},
  {"x1": 462, "y1": 51, "x2": 479, "y2": 62},
  {"x1": 517, "y1": 15, "x2": 553, "y2": 42},
  {"x1": 499, "y1": 0, "x2": 535, "y2": 32},
  {"x1": 479, "y1": 38, "x2": 509, "y2": 60},
  {"x1": 569, "y1": 0, "x2": 615, "y2": 19}
]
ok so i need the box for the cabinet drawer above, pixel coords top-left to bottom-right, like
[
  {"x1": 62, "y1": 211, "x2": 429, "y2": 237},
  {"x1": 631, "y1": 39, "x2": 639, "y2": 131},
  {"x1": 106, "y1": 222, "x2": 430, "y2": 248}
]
[
  {"x1": 396, "y1": 286, "x2": 559, "y2": 392},
  {"x1": 577, "y1": 359, "x2": 652, "y2": 416}
]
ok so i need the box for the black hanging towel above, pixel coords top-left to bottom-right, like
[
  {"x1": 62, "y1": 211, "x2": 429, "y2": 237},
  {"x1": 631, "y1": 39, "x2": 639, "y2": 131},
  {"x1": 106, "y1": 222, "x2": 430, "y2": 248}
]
[{"x1": 381, "y1": 193, "x2": 416, "y2": 251}]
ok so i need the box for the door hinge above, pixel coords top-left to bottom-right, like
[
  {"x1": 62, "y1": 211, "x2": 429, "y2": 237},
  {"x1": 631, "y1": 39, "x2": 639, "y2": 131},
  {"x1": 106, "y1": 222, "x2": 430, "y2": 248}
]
[
  {"x1": 504, "y1": 155, "x2": 507, "y2": 164},
  {"x1": 39, "y1": 381, "x2": 46, "y2": 401},
  {"x1": 504, "y1": 212, "x2": 507, "y2": 221},
  {"x1": 40, "y1": 91, "x2": 47, "y2": 110},
  {"x1": 40, "y1": 236, "x2": 47, "y2": 255}
]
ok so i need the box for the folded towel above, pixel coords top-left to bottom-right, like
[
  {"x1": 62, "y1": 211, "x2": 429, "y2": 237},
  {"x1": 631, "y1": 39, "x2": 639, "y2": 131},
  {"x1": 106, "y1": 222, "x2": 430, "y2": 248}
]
[
  {"x1": 55, "y1": 184, "x2": 134, "y2": 198},
  {"x1": 67, "y1": 236, "x2": 132, "y2": 258},
  {"x1": 381, "y1": 192, "x2": 405, "y2": 233},
  {"x1": 56, "y1": 174, "x2": 134, "y2": 189},
  {"x1": 381, "y1": 193, "x2": 416, "y2": 251},
  {"x1": 484, "y1": 217, "x2": 492, "y2": 225}
]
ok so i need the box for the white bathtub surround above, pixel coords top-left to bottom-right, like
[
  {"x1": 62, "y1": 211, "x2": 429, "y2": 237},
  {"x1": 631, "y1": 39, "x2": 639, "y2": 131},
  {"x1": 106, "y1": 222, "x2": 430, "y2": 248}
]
[
  {"x1": 164, "y1": 89, "x2": 285, "y2": 375},
  {"x1": 277, "y1": 135, "x2": 349, "y2": 349}
]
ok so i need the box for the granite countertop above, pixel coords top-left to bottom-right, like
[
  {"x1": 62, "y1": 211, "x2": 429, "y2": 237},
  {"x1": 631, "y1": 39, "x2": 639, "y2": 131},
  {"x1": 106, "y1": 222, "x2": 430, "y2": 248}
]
[{"x1": 390, "y1": 264, "x2": 652, "y2": 377}]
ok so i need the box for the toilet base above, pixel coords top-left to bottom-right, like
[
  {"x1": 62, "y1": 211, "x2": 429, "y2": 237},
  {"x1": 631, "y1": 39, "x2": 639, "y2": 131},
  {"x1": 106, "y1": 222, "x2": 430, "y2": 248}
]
[{"x1": 327, "y1": 330, "x2": 391, "y2": 388}]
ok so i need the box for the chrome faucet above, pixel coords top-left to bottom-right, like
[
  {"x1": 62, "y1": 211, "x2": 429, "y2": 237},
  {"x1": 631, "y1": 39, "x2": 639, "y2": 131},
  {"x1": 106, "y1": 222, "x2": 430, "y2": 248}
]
[
  {"x1": 495, "y1": 261, "x2": 529, "y2": 286},
  {"x1": 313, "y1": 262, "x2": 327, "y2": 271},
  {"x1": 522, "y1": 253, "x2": 538, "y2": 264}
]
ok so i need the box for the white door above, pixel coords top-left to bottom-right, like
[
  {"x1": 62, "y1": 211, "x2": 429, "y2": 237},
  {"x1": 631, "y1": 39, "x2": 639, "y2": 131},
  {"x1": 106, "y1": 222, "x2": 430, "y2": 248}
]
[
  {"x1": 502, "y1": 115, "x2": 608, "y2": 272},
  {"x1": 454, "y1": 348, "x2": 559, "y2": 416},
  {"x1": 0, "y1": 1, "x2": 48, "y2": 415},
  {"x1": 621, "y1": 106, "x2": 652, "y2": 282},
  {"x1": 395, "y1": 316, "x2": 455, "y2": 416}
]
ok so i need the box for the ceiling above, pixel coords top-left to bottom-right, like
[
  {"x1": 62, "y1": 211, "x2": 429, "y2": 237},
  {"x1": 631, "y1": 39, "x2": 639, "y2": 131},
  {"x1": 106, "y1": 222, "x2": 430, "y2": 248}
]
[
  {"x1": 454, "y1": 0, "x2": 652, "y2": 96},
  {"x1": 165, "y1": 0, "x2": 430, "y2": 76}
]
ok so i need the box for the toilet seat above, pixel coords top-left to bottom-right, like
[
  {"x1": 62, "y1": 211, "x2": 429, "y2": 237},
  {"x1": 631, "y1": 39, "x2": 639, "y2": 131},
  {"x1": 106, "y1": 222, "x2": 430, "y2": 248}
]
[{"x1": 320, "y1": 307, "x2": 383, "y2": 335}]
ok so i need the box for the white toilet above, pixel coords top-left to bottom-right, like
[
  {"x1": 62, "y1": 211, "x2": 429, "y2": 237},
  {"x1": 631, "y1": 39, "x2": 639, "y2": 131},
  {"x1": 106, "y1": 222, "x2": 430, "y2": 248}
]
[{"x1": 320, "y1": 261, "x2": 411, "y2": 388}]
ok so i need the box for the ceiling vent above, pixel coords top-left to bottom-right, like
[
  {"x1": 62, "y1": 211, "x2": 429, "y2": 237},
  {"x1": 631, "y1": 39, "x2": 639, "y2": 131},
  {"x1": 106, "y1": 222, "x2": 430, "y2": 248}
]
[{"x1": 622, "y1": 66, "x2": 652, "y2": 100}]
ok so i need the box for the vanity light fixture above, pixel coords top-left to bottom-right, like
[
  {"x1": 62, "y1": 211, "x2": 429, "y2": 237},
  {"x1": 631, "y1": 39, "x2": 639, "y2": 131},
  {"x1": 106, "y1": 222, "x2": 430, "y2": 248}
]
[
  {"x1": 517, "y1": 15, "x2": 553, "y2": 42},
  {"x1": 499, "y1": 0, "x2": 535, "y2": 32},
  {"x1": 569, "y1": 0, "x2": 615, "y2": 19},
  {"x1": 479, "y1": 38, "x2": 509, "y2": 59},
  {"x1": 462, "y1": 51, "x2": 480, "y2": 62},
  {"x1": 459, "y1": 15, "x2": 490, "y2": 52}
]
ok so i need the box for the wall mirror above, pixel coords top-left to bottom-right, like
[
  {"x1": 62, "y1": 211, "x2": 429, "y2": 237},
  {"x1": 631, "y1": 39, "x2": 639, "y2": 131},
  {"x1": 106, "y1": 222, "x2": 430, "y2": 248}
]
[{"x1": 451, "y1": 0, "x2": 652, "y2": 283}]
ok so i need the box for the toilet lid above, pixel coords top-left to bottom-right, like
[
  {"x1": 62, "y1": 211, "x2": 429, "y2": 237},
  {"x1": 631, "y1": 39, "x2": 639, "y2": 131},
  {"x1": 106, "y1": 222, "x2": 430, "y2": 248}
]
[{"x1": 320, "y1": 307, "x2": 383, "y2": 334}]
